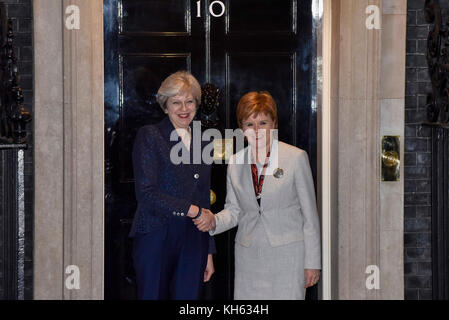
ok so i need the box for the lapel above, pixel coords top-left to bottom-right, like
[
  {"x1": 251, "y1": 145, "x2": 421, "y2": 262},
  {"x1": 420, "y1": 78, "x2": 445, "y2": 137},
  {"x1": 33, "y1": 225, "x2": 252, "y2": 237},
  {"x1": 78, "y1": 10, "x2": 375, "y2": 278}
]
[
  {"x1": 157, "y1": 116, "x2": 200, "y2": 192},
  {"x1": 261, "y1": 140, "x2": 280, "y2": 209},
  {"x1": 239, "y1": 146, "x2": 262, "y2": 209},
  {"x1": 243, "y1": 140, "x2": 280, "y2": 210},
  {"x1": 157, "y1": 116, "x2": 194, "y2": 152}
]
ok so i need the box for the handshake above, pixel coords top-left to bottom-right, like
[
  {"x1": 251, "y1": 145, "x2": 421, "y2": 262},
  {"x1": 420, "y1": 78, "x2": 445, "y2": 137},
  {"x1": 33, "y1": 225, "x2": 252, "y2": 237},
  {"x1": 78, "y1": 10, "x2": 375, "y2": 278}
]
[{"x1": 188, "y1": 205, "x2": 216, "y2": 232}]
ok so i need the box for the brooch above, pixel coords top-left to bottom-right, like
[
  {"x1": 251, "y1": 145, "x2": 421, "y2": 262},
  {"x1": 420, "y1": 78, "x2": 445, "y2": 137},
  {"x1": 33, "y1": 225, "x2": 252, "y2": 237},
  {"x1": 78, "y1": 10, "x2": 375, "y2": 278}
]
[{"x1": 273, "y1": 168, "x2": 284, "y2": 179}]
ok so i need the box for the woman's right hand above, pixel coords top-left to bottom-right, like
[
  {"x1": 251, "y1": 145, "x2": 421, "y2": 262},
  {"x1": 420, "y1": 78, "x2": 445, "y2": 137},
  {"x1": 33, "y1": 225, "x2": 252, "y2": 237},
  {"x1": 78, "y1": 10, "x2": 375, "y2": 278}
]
[{"x1": 193, "y1": 209, "x2": 216, "y2": 232}]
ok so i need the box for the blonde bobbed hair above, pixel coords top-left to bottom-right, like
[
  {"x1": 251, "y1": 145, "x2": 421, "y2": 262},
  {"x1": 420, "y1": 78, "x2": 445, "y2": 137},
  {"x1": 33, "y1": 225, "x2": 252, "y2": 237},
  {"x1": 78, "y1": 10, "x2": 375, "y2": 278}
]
[{"x1": 156, "y1": 71, "x2": 202, "y2": 110}]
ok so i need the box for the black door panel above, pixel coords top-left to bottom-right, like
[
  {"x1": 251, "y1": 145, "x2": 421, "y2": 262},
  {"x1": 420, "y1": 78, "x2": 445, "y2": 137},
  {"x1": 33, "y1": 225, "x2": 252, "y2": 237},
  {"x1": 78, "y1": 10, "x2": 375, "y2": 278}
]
[{"x1": 120, "y1": 0, "x2": 190, "y2": 34}]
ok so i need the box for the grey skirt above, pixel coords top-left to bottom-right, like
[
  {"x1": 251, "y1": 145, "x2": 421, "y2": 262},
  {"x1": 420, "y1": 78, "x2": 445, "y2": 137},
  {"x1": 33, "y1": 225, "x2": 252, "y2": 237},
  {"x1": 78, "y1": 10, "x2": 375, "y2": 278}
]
[{"x1": 234, "y1": 220, "x2": 306, "y2": 300}]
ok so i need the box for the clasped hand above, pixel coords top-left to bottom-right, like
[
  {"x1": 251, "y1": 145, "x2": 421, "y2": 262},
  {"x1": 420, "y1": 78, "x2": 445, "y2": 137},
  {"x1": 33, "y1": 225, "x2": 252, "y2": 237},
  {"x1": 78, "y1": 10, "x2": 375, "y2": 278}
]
[{"x1": 193, "y1": 208, "x2": 216, "y2": 232}]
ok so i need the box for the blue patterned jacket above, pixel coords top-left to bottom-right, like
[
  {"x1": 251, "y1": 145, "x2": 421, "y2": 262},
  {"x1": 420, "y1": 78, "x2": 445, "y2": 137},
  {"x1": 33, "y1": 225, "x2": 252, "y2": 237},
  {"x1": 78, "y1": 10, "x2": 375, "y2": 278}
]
[{"x1": 129, "y1": 116, "x2": 216, "y2": 254}]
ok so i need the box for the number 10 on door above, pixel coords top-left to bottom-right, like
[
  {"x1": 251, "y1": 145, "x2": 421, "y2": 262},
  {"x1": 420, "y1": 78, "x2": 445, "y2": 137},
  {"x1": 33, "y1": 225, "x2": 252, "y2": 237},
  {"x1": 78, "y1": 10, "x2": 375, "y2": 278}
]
[{"x1": 197, "y1": 1, "x2": 226, "y2": 18}]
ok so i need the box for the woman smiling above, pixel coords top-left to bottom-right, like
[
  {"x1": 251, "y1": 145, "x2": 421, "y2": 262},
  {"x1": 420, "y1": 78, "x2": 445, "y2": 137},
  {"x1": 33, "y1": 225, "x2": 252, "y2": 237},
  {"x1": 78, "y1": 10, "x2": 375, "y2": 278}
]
[
  {"x1": 196, "y1": 91, "x2": 321, "y2": 300},
  {"x1": 130, "y1": 71, "x2": 216, "y2": 300}
]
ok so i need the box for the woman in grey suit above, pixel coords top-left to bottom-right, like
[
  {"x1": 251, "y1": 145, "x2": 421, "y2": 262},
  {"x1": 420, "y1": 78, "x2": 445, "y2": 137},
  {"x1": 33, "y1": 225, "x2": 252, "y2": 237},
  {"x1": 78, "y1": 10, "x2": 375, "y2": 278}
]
[{"x1": 195, "y1": 91, "x2": 321, "y2": 300}]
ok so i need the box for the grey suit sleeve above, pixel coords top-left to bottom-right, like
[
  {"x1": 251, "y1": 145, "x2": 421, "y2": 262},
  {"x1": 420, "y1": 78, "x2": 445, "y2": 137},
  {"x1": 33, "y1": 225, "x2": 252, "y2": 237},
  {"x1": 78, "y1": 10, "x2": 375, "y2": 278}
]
[
  {"x1": 209, "y1": 163, "x2": 241, "y2": 236},
  {"x1": 295, "y1": 151, "x2": 321, "y2": 269}
]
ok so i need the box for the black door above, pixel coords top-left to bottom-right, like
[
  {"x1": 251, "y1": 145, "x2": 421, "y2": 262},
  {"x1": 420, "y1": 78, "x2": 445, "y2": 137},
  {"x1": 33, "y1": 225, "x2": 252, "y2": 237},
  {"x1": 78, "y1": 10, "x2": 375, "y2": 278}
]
[{"x1": 104, "y1": 0, "x2": 319, "y2": 300}]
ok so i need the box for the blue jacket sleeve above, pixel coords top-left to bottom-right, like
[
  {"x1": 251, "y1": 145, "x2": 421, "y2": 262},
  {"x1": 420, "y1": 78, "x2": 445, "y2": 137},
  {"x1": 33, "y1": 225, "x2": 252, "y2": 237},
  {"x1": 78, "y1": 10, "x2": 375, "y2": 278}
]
[{"x1": 132, "y1": 126, "x2": 191, "y2": 221}]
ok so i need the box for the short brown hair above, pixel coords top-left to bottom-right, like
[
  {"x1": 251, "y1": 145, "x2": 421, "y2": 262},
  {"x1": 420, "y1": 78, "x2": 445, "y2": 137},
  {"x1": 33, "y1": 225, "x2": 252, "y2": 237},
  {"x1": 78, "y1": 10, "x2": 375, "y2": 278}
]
[
  {"x1": 157, "y1": 71, "x2": 202, "y2": 110},
  {"x1": 236, "y1": 91, "x2": 278, "y2": 128}
]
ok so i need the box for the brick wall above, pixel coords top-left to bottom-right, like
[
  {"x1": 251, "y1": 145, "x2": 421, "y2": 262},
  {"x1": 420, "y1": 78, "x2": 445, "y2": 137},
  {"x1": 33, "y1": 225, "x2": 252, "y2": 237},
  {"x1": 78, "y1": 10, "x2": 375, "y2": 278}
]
[
  {"x1": 0, "y1": 0, "x2": 33, "y2": 300},
  {"x1": 404, "y1": 0, "x2": 437, "y2": 300}
]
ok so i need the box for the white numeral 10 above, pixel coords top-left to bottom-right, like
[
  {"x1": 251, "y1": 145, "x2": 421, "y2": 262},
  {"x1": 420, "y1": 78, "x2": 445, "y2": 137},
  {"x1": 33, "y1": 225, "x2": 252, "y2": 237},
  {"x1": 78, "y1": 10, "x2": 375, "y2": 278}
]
[{"x1": 197, "y1": 1, "x2": 226, "y2": 18}]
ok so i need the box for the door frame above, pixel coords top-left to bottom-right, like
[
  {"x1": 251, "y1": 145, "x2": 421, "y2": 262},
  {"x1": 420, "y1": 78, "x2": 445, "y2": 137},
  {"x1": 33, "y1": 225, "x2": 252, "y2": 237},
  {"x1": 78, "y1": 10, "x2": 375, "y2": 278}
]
[
  {"x1": 33, "y1": 0, "x2": 335, "y2": 300},
  {"x1": 320, "y1": 0, "x2": 335, "y2": 300}
]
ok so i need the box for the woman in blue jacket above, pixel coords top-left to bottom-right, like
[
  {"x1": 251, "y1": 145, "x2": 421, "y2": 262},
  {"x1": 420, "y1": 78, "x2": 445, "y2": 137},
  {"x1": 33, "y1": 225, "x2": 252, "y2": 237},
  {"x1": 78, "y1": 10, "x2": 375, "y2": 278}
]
[{"x1": 129, "y1": 71, "x2": 216, "y2": 300}]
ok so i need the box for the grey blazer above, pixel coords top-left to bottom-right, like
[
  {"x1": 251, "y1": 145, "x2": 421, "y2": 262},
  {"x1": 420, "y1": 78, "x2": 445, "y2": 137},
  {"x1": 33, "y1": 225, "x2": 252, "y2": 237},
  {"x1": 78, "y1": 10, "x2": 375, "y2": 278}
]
[{"x1": 210, "y1": 140, "x2": 321, "y2": 269}]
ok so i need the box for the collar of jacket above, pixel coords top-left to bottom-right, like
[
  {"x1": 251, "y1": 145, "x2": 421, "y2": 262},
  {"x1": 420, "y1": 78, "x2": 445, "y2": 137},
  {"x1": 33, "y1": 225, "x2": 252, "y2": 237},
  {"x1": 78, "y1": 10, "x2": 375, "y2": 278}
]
[
  {"x1": 238, "y1": 139, "x2": 280, "y2": 174},
  {"x1": 157, "y1": 116, "x2": 199, "y2": 159},
  {"x1": 158, "y1": 115, "x2": 195, "y2": 140}
]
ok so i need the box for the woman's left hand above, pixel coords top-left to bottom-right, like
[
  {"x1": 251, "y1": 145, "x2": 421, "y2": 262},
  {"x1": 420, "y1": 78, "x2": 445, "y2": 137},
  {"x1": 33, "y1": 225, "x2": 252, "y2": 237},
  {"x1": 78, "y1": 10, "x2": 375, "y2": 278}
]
[
  {"x1": 204, "y1": 254, "x2": 215, "y2": 282},
  {"x1": 304, "y1": 269, "x2": 320, "y2": 288}
]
